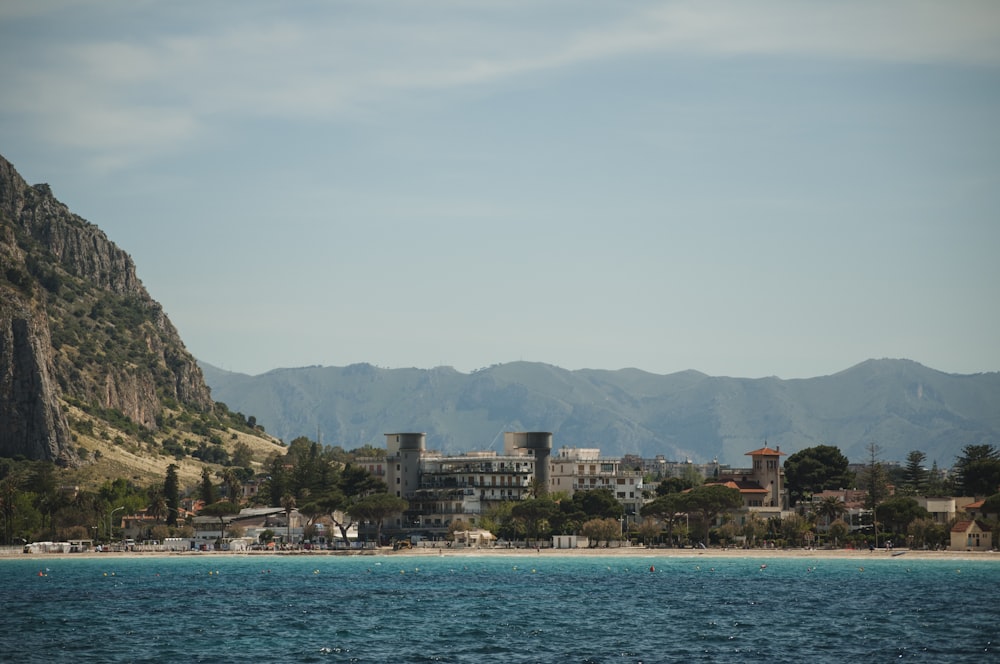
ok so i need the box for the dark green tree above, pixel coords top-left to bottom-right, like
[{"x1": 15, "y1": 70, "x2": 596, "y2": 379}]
[
  {"x1": 875, "y1": 496, "x2": 929, "y2": 535},
  {"x1": 199, "y1": 467, "x2": 216, "y2": 505},
  {"x1": 683, "y1": 484, "x2": 743, "y2": 544},
  {"x1": 861, "y1": 443, "x2": 891, "y2": 510},
  {"x1": 217, "y1": 467, "x2": 243, "y2": 506},
  {"x1": 571, "y1": 488, "x2": 624, "y2": 520},
  {"x1": 953, "y1": 444, "x2": 1000, "y2": 497},
  {"x1": 339, "y1": 464, "x2": 385, "y2": 498},
  {"x1": 656, "y1": 475, "x2": 697, "y2": 496},
  {"x1": 640, "y1": 492, "x2": 691, "y2": 546},
  {"x1": 979, "y1": 492, "x2": 1000, "y2": 518},
  {"x1": 164, "y1": 464, "x2": 180, "y2": 526},
  {"x1": 263, "y1": 453, "x2": 287, "y2": 507},
  {"x1": 347, "y1": 493, "x2": 408, "y2": 546},
  {"x1": 815, "y1": 495, "x2": 847, "y2": 526},
  {"x1": 783, "y1": 445, "x2": 853, "y2": 506},
  {"x1": 902, "y1": 450, "x2": 928, "y2": 495},
  {"x1": 280, "y1": 493, "x2": 297, "y2": 543},
  {"x1": 510, "y1": 497, "x2": 560, "y2": 544}
]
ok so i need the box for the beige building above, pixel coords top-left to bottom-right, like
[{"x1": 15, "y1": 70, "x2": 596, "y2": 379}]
[
  {"x1": 949, "y1": 520, "x2": 992, "y2": 551},
  {"x1": 548, "y1": 446, "x2": 645, "y2": 524}
]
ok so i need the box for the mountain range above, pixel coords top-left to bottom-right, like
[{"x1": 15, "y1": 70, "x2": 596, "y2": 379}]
[
  {"x1": 200, "y1": 359, "x2": 1000, "y2": 467},
  {"x1": 3, "y1": 150, "x2": 997, "y2": 476}
]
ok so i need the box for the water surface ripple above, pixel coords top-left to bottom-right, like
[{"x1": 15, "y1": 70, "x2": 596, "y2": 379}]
[{"x1": 3, "y1": 554, "x2": 997, "y2": 662}]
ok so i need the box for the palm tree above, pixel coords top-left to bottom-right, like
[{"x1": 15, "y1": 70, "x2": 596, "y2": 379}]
[
  {"x1": 148, "y1": 494, "x2": 167, "y2": 524},
  {"x1": 216, "y1": 468, "x2": 243, "y2": 507},
  {"x1": 280, "y1": 493, "x2": 297, "y2": 545},
  {"x1": 816, "y1": 496, "x2": 847, "y2": 527}
]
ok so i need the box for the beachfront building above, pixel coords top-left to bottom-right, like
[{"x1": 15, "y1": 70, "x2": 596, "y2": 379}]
[
  {"x1": 706, "y1": 446, "x2": 789, "y2": 516},
  {"x1": 363, "y1": 432, "x2": 550, "y2": 541},
  {"x1": 549, "y1": 446, "x2": 645, "y2": 525},
  {"x1": 192, "y1": 506, "x2": 303, "y2": 545},
  {"x1": 915, "y1": 496, "x2": 979, "y2": 525},
  {"x1": 949, "y1": 519, "x2": 993, "y2": 551}
]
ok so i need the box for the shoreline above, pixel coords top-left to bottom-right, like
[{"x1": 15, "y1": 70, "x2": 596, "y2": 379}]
[{"x1": 4, "y1": 546, "x2": 997, "y2": 562}]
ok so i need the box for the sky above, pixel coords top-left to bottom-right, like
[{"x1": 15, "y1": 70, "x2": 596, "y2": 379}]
[{"x1": 1, "y1": 1, "x2": 998, "y2": 379}]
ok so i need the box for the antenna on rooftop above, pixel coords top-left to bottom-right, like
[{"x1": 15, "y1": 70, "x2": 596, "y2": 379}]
[{"x1": 487, "y1": 425, "x2": 508, "y2": 451}]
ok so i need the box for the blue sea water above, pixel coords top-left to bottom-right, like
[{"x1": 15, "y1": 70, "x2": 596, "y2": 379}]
[{"x1": 2, "y1": 553, "x2": 998, "y2": 663}]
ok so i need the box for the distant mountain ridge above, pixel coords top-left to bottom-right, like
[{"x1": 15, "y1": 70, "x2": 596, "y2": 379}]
[{"x1": 200, "y1": 359, "x2": 1000, "y2": 467}]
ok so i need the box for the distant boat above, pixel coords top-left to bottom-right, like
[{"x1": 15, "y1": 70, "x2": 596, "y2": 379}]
[{"x1": 892, "y1": 551, "x2": 906, "y2": 557}]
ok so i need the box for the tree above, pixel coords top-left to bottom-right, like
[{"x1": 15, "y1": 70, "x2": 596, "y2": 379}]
[
  {"x1": 280, "y1": 493, "x2": 297, "y2": 544},
  {"x1": 347, "y1": 493, "x2": 408, "y2": 546},
  {"x1": 980, "y1": 492, "x2": 1000, "y2": 518},
  {"x1": 828, "y1": 519, "x2": 849, "y2": 547},
  {"x1": 147, "y1": 493, "x2": 167, "y2": 525},
  {"x1": 953, "y1": 444, "x2": 1000, "y2": 497},
  {"x1": 164, "y1": 464, "x2": 180, "y2": 526},
  {"x1": 231, "y1": 441, "x2": 253, "y2": 468},
  {"x1": 783, "y1": 445, "x2": 853, "y2": 506},
  {"x1": 779, "y1": 513, "x2": 811, "y2": 547},
  {"x1": 510, "y1": 498, "x2": 560, "y2": 544},
  {"x1": 902, "y1": 450, "x2": 928, "y2": 495},
  {"x1": 908, "y1": 517, "x2": 946, "y2": 549},
  {"x1": 637, "y1": 517, "x2": 661, "y2": 546},
  {"x1": 815, "y1": 496, "x2": 847, "y2": 527},
  {"x1": 0, "y1": 472, "x2": 24, "y2": 545},
  {"x1": 861, "y1": 443, "x2": 891, "y2": 510},
  {"x1": 571, "y1": 488, "x2": 623, "y2": 520},
  {"x1": 640, "y1": 493, "x2": 690, "y2": 547},
  {"x1": 200, "y1": 501, "x2": 239, "y2": 541},
  {"x1": 217, "y1": 467, "x2": 243, "y2": 507},
  {"x1": 580, "y1": 517, "x2": 621, "y2": 547},
  {"x1": 741, "y1": 511, "x2": 767, "y2": 548},
  {"x1": 876, "y1": 496, "x2": 929, "y2": 535},
  {"x1": 260, "y1": 453, "x2": 288, "y2": 507},
  {"x1": 684, "y1": 485, "x2": 743, "y2": 544},
  {"x1": 199, "y1": 467, "x2": 216, "y2": 505}
]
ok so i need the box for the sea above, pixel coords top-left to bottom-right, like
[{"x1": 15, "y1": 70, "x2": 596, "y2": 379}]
[{"x1": 2, "y1": 553, "x2": 998, "y2": 663}]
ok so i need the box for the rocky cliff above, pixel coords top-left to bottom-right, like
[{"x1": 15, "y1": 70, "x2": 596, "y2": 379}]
[{"x1": 0, "y1": 154, "x2": 212, "y2": 463}]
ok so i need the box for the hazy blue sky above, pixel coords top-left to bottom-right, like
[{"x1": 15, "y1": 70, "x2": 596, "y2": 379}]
[{"x1": 2, "y1": 1, "x2": 998, "y2": 379}]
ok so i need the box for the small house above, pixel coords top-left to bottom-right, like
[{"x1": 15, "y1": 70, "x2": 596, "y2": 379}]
[{"x1": 949, "y1": 520, "x2": 992, "y2": 552}]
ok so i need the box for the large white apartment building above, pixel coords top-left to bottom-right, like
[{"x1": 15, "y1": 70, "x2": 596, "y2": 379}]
[
  {"x1": 549, "y1": 446, "x2": 645, "y2": 521},
  {"x1": 359, "y1": 432, "x2": 647, "y2": 539}
]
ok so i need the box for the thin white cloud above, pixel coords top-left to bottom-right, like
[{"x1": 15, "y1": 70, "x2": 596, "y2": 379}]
[{"x1": 2, "y1": 0, "x2": 997, "y2": 169}]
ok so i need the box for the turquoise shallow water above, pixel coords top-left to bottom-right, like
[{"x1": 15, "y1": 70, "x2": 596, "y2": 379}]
[{"x1": 2, "y1": 554, "x2": 998, "y2": 663}]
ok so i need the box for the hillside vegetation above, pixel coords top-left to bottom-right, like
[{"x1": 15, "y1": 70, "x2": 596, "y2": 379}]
[{"x1": 0, "y1": 153, "x2": 284, "y2": 490}]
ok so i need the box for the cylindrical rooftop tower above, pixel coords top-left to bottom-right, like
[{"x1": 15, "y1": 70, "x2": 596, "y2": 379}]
[
  {"x1": 504, "y1": 431, "x2": 552, "y2": 493},
  {"x1": 385, "y1": 433, "x2": 425, "y2": 499}
]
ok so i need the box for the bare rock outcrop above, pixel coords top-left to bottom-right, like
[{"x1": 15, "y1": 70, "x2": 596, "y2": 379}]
[{"x1": 0, "y1": 154, "x2": 212, "y2": 461}]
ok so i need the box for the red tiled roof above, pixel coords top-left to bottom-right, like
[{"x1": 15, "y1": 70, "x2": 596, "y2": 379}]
[
  {"x1": 745, "y1": 447, "x2": 786, "y2": 456},
  {"x1": 705, "y1": 480, "x2": 768, "y2": 494},
  {"x1": 951, "y1": 519, "x2": 991, "y2": 533},
  {"x1": 964, "y1": 500, "x2": 985, "y2": 510}
]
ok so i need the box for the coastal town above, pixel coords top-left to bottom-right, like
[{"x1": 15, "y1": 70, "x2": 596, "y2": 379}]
[{"x1": 9, "y1": 433, "x2": 998, "y2": 558}]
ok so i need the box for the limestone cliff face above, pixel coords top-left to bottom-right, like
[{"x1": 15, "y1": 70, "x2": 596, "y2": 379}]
[
  {"x1": 0, "y1": 154, "x2": 212, "y2": 461},
  {"x1": 0, "y1": 228, "x2": 72, "y2": 463}
]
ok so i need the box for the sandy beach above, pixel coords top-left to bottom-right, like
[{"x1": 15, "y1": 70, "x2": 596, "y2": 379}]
[{"x1": 4, "y1": 545, "x2": 997, "y2": 562}]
